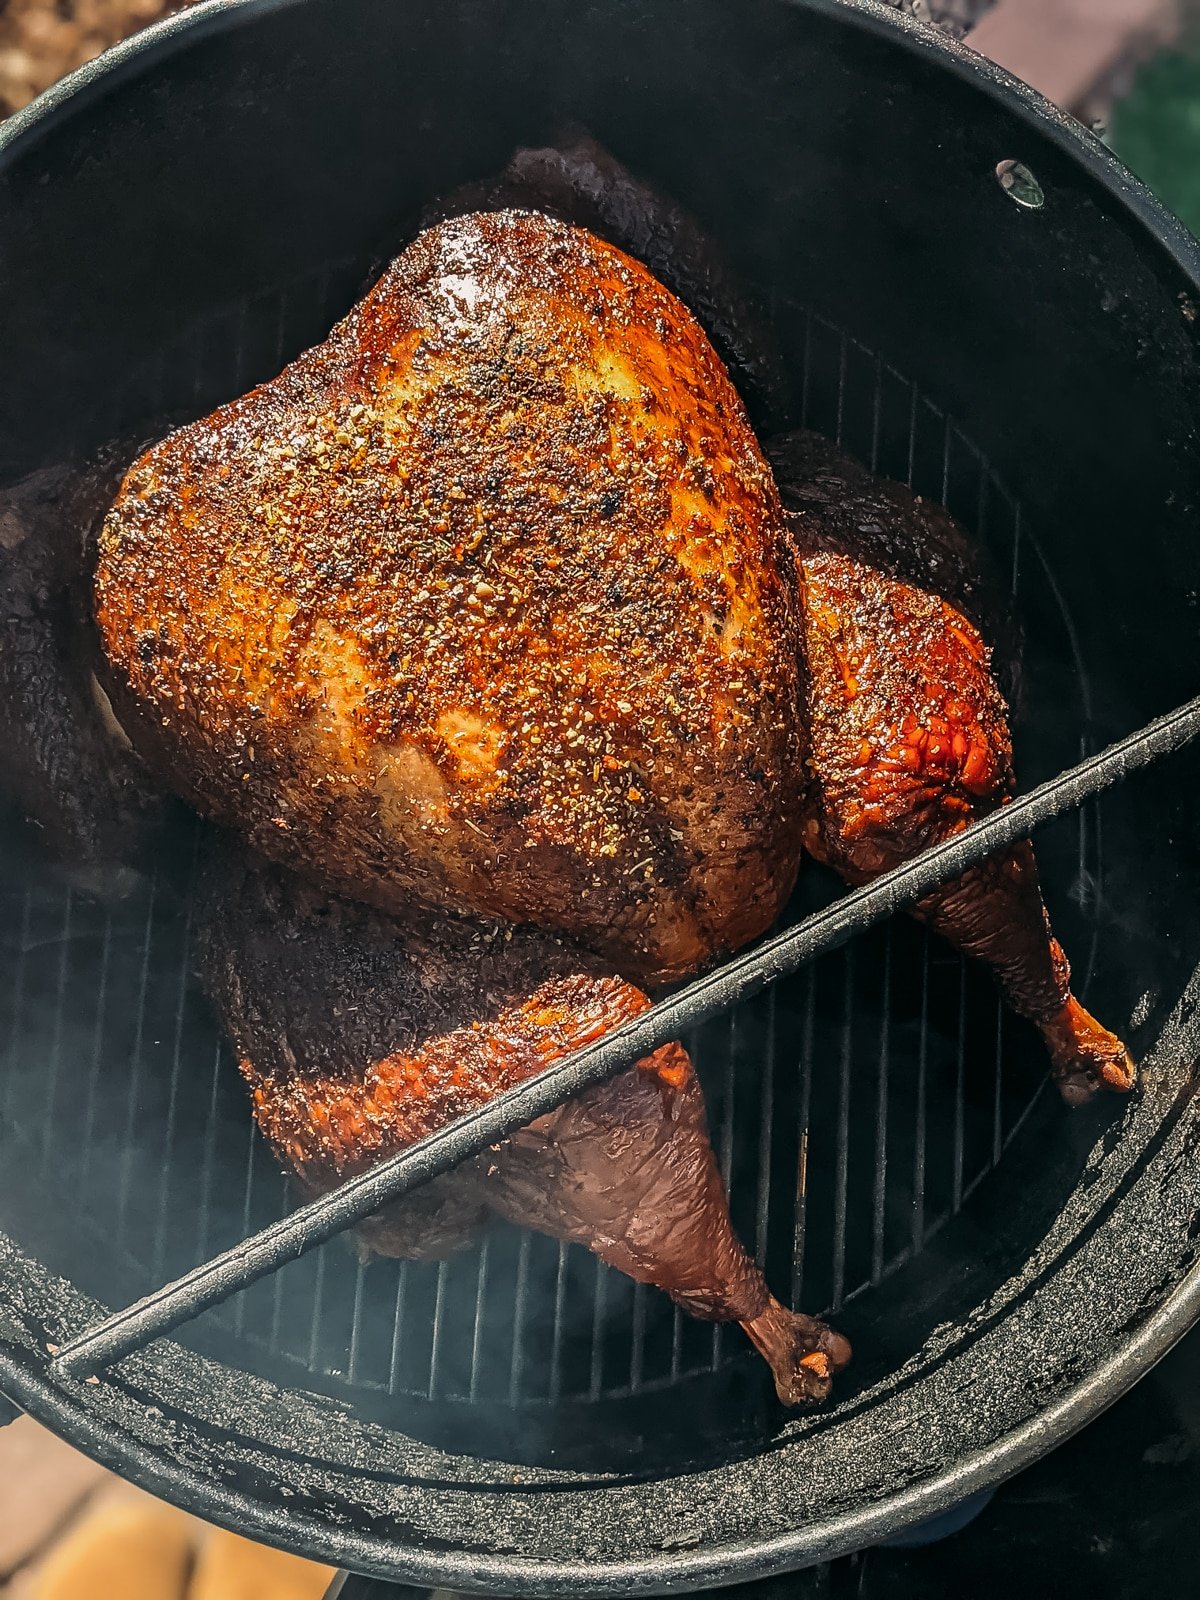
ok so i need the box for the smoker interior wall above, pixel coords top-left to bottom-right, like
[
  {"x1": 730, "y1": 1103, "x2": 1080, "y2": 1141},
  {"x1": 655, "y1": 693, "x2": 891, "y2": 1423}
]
[{"x1": 0, "y1": 0, "x2": 1198, "y2": 1588}]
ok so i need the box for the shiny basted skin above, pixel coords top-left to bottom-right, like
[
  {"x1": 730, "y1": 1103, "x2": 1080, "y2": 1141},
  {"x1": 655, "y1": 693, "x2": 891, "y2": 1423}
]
[
  {"x1": 434, "y1": 132, "x2": 791, "y2": 433},
  {"x1": 770, "y1": 432, "x2": 1135, "y2": 1105},
  {"x1": 198, "y1": 847, "x2": 850, "y2": 1404},
  {"x1": 94, "y1": 211, "x2": 805, "y2": 985}
]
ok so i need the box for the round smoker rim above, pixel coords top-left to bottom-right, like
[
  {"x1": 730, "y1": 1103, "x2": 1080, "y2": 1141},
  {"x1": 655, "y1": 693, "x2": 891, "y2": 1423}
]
[
  {"x1": 3, "y1": 0, "x2": 1199, "y2": 284},
  {"x1": 0, "y1": 0, "x2": 1199, "y2": 1590}
]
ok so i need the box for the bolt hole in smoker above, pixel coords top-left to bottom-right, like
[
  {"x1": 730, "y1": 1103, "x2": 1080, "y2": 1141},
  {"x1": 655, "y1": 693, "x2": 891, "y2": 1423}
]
[{"x1": 2, "y1": 0, "x2": 1200, "y2": 1595}]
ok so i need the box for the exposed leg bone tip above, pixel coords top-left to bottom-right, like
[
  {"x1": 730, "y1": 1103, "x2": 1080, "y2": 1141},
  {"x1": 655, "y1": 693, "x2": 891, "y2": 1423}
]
[
  {"x1": 1047, "y1": 997, "x2": 1137, "y2": 1106},
  {"x1": 775, "y1": 1358, "x2": 834, "y2": 1407},
  {"x1": 1054, "y1": 1048, "x2": 1137, "y2": 1106}
]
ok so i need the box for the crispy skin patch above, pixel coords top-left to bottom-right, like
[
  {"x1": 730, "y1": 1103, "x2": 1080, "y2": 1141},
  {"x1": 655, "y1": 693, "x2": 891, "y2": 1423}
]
[
  {"x1": 96, "y1": 211, "x2": 804, "y2": 983},
  {"x1": 797, "y1": 546, "x2": 1009, "y2": 871},
  {"x1": 433, "y1": 132, "x2": 791, "y2": 430}
]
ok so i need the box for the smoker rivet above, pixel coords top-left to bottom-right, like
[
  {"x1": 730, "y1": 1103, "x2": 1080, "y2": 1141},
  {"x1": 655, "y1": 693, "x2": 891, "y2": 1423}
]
[{"x1": 995, "y1": 160, "x2": 1045, "y2": 211}]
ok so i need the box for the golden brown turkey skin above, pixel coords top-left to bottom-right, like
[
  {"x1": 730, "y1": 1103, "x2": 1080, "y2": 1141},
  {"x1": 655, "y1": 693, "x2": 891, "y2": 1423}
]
[
  {"x1": 771, "y1": 431, "x2": 1135, "y2": 1105},
  {"x1": 435, "y1": 132, "x2": 790, "y2": 431},
  {"x1": 197, "y1": 847, "x2": 849, "y2": 1404},
  {"x1": 95, "y1": 210, "x2": 805, "y2": 985}
]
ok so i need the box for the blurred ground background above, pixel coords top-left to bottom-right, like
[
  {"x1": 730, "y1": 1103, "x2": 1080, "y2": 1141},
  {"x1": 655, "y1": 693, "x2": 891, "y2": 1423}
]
[
  {"x1": 0, "y1": 0, "x2": 1198, "y2": 1595},
  {"x1": 0, "y1": 1416, "x2": 332, "y2": 1598},
  {"x1": 0, "y1": 0, "x2": 187, "y2": 115},
  {"x1": 1112, "y1": 28, "x2": 1200, "y2": 233}
]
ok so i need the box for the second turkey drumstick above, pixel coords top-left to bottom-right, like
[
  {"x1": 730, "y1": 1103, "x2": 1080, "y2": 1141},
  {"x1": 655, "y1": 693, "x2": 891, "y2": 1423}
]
[{"x1": 769, "y1": 430, "x2": 1135, "y2": 1105}]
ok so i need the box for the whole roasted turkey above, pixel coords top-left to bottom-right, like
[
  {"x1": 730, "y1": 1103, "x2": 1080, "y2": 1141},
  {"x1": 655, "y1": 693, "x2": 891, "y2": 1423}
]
[{"x1": 0, "y1": 135, "x2": 1134, "y2": 1404}]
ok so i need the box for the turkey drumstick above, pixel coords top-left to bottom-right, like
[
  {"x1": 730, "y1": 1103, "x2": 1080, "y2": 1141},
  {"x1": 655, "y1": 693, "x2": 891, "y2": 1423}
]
[
  {"x1": 770, "y1": 431, "x2": 1135, "y2": 1105},
  {"x1": 197, "y1": 843, "x2": 850, "y2": 1405}
]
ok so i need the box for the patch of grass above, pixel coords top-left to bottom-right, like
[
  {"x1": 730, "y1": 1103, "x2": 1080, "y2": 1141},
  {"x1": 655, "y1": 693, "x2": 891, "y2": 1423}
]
[{"x1": 1112, "y1": 35, "x2": 1200, "y2": 238}]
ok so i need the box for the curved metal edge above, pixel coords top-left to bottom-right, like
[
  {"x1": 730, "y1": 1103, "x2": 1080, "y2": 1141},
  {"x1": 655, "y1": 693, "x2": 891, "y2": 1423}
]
[
  {"x1": 0, "y1": 0, "x2": 1197, "y2": 300},
  {"x1": 0, "y1": 0, "x2": 1199, "y2": 1590},
  {"x1": 827, "y1": 0, "x2": 1200, "y2": 290},
  {"x1": 2, "y1": 1247, "x2": 1199, "y2": 1595},
  {"x1": 0, "y1": 0, "x2": 301, "y2": 166}
]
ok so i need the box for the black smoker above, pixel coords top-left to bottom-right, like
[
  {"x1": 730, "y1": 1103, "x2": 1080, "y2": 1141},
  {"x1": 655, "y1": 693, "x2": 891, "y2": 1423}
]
[{"x1": 1, "y1": 0, "x2": 1200, "y2": 1592}]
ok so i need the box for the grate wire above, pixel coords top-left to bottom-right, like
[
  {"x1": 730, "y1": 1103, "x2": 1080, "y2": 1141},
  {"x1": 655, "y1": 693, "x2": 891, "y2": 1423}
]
[{"x1": 0, "y1": 280, "x2": 1106, "y2": 1413}]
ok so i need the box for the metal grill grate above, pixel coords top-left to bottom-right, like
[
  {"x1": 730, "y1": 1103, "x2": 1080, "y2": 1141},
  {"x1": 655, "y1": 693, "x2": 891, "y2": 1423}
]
[{"x1": 0, "y1": 267, "x2": 1102, "y2": 1415}]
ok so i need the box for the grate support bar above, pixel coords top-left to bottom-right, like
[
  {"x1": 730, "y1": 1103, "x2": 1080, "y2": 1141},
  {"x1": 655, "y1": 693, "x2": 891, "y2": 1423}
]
[{"x1": 50, "y1": 694, "x2": 1200, "y2": 1382}]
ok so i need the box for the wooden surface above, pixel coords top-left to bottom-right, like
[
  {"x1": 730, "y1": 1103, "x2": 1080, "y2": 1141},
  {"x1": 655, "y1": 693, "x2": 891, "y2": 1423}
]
[{"x1": 0, "y1": 1418, "x2": 333, "y2": 1599}]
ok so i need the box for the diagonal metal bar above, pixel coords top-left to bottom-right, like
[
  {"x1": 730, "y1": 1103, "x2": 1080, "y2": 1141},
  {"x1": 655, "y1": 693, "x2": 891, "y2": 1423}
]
[{"x1": 51, "y1": 694, "x2": 1200, "y2": 1381}]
